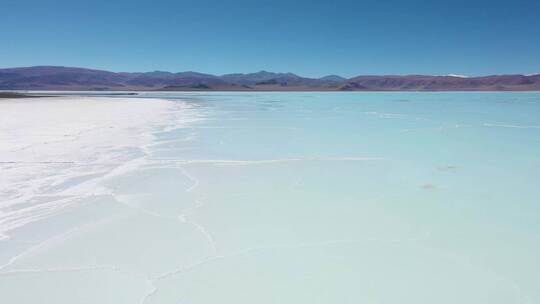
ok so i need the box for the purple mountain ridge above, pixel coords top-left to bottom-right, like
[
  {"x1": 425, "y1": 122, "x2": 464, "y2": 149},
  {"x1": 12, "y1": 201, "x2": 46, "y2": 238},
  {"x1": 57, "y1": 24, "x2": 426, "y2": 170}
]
[{"x1": 1, "y1": 66, "x2": 539, "y2": 91}]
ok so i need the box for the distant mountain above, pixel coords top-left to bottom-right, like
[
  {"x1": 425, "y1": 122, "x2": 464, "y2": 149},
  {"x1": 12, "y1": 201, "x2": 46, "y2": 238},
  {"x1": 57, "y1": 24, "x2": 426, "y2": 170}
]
[
  {"x1": 126, "y1": 70, "x2": 224, "y2": 88},
  {"x1": 320, "y1": 75, "x2": 346, "y2": 82},
  {"x1": 343, "y1": 75, "x2": 540, "y2": 91},
  {"x1": 221, "y1": 71, "x2": 304, "y2": 85},
  {"x1": 0, "y1": 66, "x2": 127, "y2": 90},
  {"x1": 1, "y1": 66, "x2": 539, "y2": 91}
]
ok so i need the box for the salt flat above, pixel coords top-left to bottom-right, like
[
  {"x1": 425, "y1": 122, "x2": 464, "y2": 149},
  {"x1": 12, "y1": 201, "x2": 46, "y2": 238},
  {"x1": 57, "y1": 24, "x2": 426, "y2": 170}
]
[
  {"x1": 1, "y1": 92, "x2": 540, "y2": 304},
  {"x1": 0, "y1": 97, "x2": 191, "y2": 240}
]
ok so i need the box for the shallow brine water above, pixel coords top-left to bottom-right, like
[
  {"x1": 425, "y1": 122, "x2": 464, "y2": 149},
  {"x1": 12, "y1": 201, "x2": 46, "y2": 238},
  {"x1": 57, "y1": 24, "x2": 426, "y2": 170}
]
[{"x1": 1, "y1": 92, "x2": 540, "y2": 303}]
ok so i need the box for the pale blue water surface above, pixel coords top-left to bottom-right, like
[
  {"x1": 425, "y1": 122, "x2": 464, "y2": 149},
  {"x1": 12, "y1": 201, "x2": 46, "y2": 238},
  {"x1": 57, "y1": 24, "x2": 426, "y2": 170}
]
[{"x1": 1, "y1": 92, "x2": 540, "y2": 303}]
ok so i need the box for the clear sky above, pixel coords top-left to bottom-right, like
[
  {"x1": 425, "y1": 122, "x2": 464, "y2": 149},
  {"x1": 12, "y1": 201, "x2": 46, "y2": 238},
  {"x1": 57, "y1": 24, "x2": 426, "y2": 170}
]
[{"x1": 1, "y1": 0, "x2": 539, "y2": 77}]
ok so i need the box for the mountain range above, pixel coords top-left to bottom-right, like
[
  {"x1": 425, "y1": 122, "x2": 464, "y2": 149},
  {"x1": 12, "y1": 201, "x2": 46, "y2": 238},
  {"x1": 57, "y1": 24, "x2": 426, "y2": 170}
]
[{"x1": 1, "y1": 66, "x2": 539, "y2": 91}]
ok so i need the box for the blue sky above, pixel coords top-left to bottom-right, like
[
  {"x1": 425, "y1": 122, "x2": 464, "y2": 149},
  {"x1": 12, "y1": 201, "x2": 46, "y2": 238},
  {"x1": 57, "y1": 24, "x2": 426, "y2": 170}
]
[{"x1": 1, "y1": 0, "x2": 539, "y2": 77}]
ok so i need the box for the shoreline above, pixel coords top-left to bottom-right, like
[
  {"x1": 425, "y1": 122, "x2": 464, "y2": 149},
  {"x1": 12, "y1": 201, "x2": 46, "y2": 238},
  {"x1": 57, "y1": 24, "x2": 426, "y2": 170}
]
[
  {"x1": 3, "y1": 90, "x2": 540, "y2": 96},
  {"x1": 0, "y1": 90, "x2": 540, "y2": 101},
  {"x1": 0, "y1": 92, "x2": 51, "y2": 99}
]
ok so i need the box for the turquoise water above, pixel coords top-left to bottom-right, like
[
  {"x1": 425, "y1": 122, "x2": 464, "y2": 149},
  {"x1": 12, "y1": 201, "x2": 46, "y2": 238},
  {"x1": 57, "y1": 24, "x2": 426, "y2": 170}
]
[{"x1": 2, "y1": 92, "x2": 540, "y2": 303}]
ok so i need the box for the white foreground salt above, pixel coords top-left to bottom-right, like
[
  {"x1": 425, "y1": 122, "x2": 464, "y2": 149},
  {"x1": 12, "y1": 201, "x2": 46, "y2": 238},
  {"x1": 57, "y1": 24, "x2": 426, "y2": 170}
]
[{"x1": 0, "y1": 97, "x2": 189, "y2": 240}]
